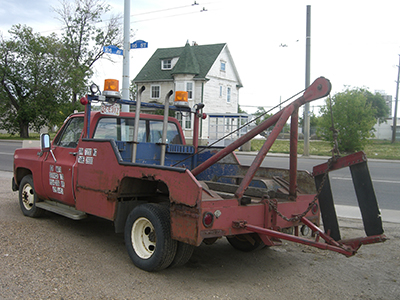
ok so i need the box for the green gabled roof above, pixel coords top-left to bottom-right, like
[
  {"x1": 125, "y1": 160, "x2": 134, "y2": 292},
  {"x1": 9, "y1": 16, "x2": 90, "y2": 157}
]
[
  {"x1": 171, "y1": 42, "x2": 200, "y2": 75},
  {"x1": 133, "y1": 43, "x2": 226, "y2": 82}
]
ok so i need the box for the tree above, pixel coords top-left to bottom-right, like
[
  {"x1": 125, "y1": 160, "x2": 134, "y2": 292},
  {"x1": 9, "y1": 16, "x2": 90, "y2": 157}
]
[
  {"x1": 129, "y1": 79, "x2": 137, "y2": 101},
  {"x1": 252, "y1": 106, "x2": 290, "y2": 137},
  {"x1": 54, "y1": 0, "x2": 122, "y2": 103},
  {"x1": 299, "y1": 111, "x2": 320, "y2": 135},
  {"x1": 0, "y1": 25, "x2": 74, "y2": 137},
  {"x1": 365, "y1": 91, "x2": 390, "y2": 124},
  {"x1": 253, "y1": 107, "x2": 272, "y2": 125},
  {"x1": 317, "y1": 88, "x2": 383, "y2": 152},
  {"x1": 0, "y1": 1, "x2": 122, "y2": 137},
  {"x1": 238, "y1": 104, "x2": 247, "y2": 114}
]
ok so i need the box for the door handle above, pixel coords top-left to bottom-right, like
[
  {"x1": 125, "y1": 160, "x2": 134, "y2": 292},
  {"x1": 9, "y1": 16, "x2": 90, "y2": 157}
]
[{"x1": 69, "y1": 152, "x2": 78, "y2": 156}]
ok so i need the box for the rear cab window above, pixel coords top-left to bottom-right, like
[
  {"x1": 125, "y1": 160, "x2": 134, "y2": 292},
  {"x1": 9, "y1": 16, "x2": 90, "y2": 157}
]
[{"x1": 93, "y1": 116, "x2": 182, "y2": 144}]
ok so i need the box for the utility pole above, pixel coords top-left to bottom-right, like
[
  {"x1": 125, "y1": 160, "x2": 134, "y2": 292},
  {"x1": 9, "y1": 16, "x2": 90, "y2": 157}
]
[
  {"x1": 121, "y1": 0, "x2": 130, "y2": 112},
  {"x1": 392, "y1": 55, "x2": 400, "y2": 143},
  {"x1": 304, "y1": 5, "x2": 311, "y2": 156}
]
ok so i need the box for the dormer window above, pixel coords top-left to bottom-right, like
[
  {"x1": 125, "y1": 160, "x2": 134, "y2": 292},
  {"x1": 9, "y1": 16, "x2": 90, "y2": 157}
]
[{"x1": 162, "y1": 59, "x2": 172, "y2": 70}]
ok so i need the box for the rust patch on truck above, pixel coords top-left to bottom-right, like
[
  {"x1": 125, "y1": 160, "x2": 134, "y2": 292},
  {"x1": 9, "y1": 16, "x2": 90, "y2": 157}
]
[
  {"x1": 170, "y1": 203, "x2": 201, "y2": 246},
  {"x1": 76, "y1": 184, "x2": 119, "y2": 202}
]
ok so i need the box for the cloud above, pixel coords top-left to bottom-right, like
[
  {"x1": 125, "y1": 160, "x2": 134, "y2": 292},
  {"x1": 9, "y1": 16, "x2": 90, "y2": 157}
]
[{"x1": 0, "y1": 0, "x2": 57, "y2": 32}]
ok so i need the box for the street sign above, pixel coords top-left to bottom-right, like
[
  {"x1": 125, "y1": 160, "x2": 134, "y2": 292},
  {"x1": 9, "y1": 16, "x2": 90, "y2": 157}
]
[
  {"x1": 103, "y1": 45, "x2": 123, "y2": 55},
  {"x1": 103, "y1": 41, "x2": 147, "y2": 55},
  {"x1": 130, "y1": 40, "x2": 148, "y2": 49}
]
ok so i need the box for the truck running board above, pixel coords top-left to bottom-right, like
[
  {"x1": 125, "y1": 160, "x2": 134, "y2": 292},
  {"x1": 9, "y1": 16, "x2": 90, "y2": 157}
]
[
  {"x1": 36, "y1": 200, "x2": 87, "y2": 220},
  {"x1": 312, "y1": 151, "x2": 384, "y2": 241}
]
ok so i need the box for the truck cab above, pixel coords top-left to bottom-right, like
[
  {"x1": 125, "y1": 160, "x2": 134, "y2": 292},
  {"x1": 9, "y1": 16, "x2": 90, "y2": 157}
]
[{"x1": 14, "y1": 109, "x2": 189, "y2": 214}]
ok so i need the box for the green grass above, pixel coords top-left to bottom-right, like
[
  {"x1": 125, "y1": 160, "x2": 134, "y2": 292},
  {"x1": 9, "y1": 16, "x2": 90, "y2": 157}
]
[
  {"x1": 363, "y1": 140, "x2": 400, "y2": 160},
  {"x1": 0, "y1": 133, "x2": 41, "y2": 140},
  {"x1": 251, "y1": 139, "x2": 400, "y2": 160},
  {"x1": 0, "y1": 133, "x2": 57, "y2": 140}
]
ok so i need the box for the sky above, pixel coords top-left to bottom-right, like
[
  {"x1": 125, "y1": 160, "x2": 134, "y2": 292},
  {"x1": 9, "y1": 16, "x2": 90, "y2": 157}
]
[{"x1": 1, "y1": 0, "x2": 400, "y2": 116}]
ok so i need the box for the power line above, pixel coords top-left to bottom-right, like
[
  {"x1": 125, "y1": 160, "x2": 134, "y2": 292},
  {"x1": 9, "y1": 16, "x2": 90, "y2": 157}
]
[
  {"x1": 100, "y1": 1, "x2": 212, "y2": 24},
  {"x1": 131, "y1": 4, "x2": 196, "y2": 18},
  {"x1": 25, "y1": 1, "x2": 213, "y2": 36},
  {"x1": 131, "y1": 10, "x2": 205, "y2": 24}
]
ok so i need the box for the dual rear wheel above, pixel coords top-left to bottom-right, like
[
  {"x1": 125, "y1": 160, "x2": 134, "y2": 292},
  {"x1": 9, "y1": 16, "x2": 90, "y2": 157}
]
[{"x1": 124, "y1": 203, "x2": 194, "y2": 272}]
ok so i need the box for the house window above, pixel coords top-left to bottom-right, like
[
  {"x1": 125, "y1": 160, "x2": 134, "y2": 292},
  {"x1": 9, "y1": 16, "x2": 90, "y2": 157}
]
[
  {"x1": 176, "y1": 112, "x2": 191, "y2": 129},
  {"x1": 162, "y1": 59, "x2": 172, "y2": 70},
  {"x1": 176, "y1": 112, "x2": 183, "y2": 127},
  {"x1": 186, "y1": 82, "x2": 193, "y2": 99},
  {"x1": 220, "y1": 61, "x2": 226, "y2": 72},
  {"x1": 227, "y1": 87, "x2": 231, "y2": 103},
  {"x1": 219, "y1": 85, "x2": 223, "y2": 97},
  {"x1": 151, "y1": 85, "x2": 160, "y2": 99},
  {"x1": 185, "y1": 113, "x2": 192, "y2": 129}
]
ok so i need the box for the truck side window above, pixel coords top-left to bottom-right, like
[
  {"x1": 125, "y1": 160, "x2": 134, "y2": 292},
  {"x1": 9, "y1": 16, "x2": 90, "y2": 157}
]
[
  {"x1": 149, "y1": 120, "x2": 182, "y2": 144},
  {"x1": 56, "y1": 117, "x2": 84, "y2": 148},
  {"x1": 93, "y1": 117, "x2": 146, "y2": 142}
]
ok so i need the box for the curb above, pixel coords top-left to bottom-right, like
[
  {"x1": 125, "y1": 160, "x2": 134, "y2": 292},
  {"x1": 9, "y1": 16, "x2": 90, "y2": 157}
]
[
  {"x1": 235, "y1": 151, "x2": 400, "y2": 163},
  {"x1": 0, "y1": 140, "x2": 22, "y2": 143}
]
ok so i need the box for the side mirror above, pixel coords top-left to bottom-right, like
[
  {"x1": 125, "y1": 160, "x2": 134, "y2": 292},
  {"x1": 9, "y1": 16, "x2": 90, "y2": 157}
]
[{"x1": 40, "y1": 133, "x2": 51, "y2": 152}]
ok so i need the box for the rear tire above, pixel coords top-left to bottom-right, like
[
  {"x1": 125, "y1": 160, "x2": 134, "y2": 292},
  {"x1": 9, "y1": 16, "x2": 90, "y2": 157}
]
[
  {"x1": 169, "y1": 242, "x2": 195, "y2": 268},
  {"x1": 227, "y1": 233, "x2": 265, "y2": 252},
  {"x1": 18, "y1": 175, "x2": 44, "y2": 218},
  {"x1": 124, "y1": 203, "x2": 177, "y2": 272}
]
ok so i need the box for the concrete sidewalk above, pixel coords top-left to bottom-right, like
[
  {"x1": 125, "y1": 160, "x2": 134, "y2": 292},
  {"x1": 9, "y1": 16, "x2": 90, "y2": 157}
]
[{"x1": 335, "y1": 204, "x2": 400, "y2": 224}]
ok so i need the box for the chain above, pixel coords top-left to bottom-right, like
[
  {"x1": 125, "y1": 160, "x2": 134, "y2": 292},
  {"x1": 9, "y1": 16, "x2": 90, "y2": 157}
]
[
  {"x1": 328, "y1": 93, "x2": 341, "y2": 157},
  {"x1": 265, "y1": 157, "x2": 334, "y2": 222},
  {"x1": 266, "y1": 93, "x2": 339, "y2": 223}
]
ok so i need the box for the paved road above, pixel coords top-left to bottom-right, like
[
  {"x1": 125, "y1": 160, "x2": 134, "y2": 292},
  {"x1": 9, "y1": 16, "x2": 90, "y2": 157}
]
[{"x1": 0, "y1": 141, "x2": 20, "y2": 172}]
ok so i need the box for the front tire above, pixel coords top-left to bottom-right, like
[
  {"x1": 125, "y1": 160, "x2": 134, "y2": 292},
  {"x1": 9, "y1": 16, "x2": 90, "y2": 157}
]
[
  {"x1": 124, "y1": 203, "x2": 177, "y2": 272},
  {"x1": 18, "y1": 175, "x2": 44, "y2": 218}
]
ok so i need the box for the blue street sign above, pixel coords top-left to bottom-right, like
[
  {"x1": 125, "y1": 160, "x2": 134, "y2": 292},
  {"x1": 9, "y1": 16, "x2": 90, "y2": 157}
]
[
  {"x1": 130, "y1": 40, "x2": 148, "y2": 49},
  {"x1": 103, "y1": 45, "x2": 123, "y2": 55}
]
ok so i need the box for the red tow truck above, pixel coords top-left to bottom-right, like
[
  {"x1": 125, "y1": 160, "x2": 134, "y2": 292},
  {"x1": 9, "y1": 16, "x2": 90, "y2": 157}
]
[{"x1": 12, "y1": 77, "x2": 387, "y2": 271}]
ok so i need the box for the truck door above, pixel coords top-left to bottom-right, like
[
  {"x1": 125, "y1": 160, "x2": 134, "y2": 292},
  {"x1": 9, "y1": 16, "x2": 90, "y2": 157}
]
[{"x1": 42, "y1": 116, "x2": 84, "y2": 206}]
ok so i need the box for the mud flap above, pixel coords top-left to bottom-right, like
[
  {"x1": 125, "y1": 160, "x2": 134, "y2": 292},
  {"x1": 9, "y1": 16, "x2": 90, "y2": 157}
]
[
  {"x1": 314, "y1": 174, "x2": 341, "y2": 241},
  {"x1": 350, "y1": 162, "x2": 384, "y2": 236},
  {"x1": 313, "y1": 151, "x2": 384, "y2": 241}
]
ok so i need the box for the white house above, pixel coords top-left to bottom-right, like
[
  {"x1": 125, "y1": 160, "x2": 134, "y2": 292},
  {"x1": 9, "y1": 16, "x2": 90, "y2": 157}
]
[{"x1": 133, "y1": 42, "x2": 243, "y2": 145}]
